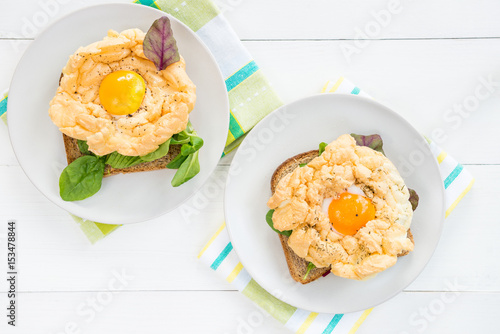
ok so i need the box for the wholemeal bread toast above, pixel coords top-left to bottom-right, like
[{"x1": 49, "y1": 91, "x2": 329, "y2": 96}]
[
  {"x1": 62, "y1": 134, "x2": 181, "y2": 177},
  {"x1": 270, "y1": 150, "x2": 414, "y2": 284}
]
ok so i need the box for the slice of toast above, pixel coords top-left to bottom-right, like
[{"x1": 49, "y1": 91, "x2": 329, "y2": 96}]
[
  {"x1": 270, "y1": 150, "x2": 414, "y2": 284},
  {"x1": 62, "y1": 134, "x2": 181, "y2": 177}
]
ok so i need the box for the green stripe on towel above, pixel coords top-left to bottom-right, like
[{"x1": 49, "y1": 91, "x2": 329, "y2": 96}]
[
  {"x1": 224, "y1": 134, "x2": 247, "y2": 155},
  {"x1": 242, "y1": 279, "x2": 297, "y2": 324},
  {"x1": 228, "y1": 70, "x2": 283, "y2": 133},
  {"x1": 225, "y1": 129, "x2": 236, "y2": 148},
  {"x1": 154, "y1": 0, "x2": 220, "y2": 32},
  {"x1": 70, "y1": 215, "x2": 121, "y2": 244},
  {"x1": 229, "y1": 111, "x2": 245, "y2": 139}
]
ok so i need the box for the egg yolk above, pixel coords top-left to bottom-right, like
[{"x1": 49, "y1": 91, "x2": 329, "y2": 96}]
[
  {"x1": 99, "y1": 70, "x2": 146, "y2": 115},
  {"x1": 328, "y1": 193, "x2": 376, "y2": 236}
]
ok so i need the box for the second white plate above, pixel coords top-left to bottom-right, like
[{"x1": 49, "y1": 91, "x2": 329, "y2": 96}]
[{"x1": 225, "y1": 94, "x2": 445, "y2": 314}]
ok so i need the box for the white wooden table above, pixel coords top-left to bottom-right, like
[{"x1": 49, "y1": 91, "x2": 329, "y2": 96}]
[{"x1": 1, "y1": 1, "x2": 499, "y2": 333}]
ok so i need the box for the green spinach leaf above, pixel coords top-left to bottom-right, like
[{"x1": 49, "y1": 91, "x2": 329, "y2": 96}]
[
  {"x1": 185, "y1": 120, "x2": 195, "y2": 133},
  {"x1": 140, "y1": 139, "x2": 171, "y2": 162},
  {"x1": 171, "y1": 151, "x2": 200, "y2": 187},
  {"x1": 171, "y1": 136, "x2": 190, "y2": 145},
  {"x1": 319, "y1": 142, "x2": 328, "y2": 155},
  {"x1": 105, "y1": 152, "x2": 144, "y2": 169},
  {"x1": 303, "y1": 262, "x2": 316, "y2": 280},
  {"x1": 168, "y1": 122, "x2": 203, "y2": 185},
  {"x1": 77, "y1": 140, "x2": 93, "y2": 156},
  {"x1": 180, "y1": 136, "x2": 204, "y2": 156},
  {"x1": 265, "y1": 209, "x2": 292, "y2": 237},
  {"x1": 171, "y1": 131, "x2": 190, "y2": 145},
  {"x1": 59, "y1": 155, "x2": 105, "y2": 201},
  {"x1": 166, "y1": 152, "x2": 189, "y2": 169},
  {"x1": 180, "y1": 143, "x2": 196, "y2": 156},
  {"x1": 190, "y1": 136, "x2": 204, "y2": 150}
]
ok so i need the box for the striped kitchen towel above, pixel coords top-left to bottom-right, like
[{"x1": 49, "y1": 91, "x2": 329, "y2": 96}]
[
  {"x1": 198, "y1": 78, "x2": 475, "y2": 333},
  {"x1": 0, "y1": 0, "x2": 282, "y2": 242},
  {"x1": 0, "y1": 91, "x2": 7, "y2": 125}
]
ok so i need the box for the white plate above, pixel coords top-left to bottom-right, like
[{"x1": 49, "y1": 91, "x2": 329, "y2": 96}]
[
  {"x1": 225, "y1": 94, "x2": 445, "y2": 314},
  {"x1": 8, "y1": 4, "x2": 229, "y2": 225}
]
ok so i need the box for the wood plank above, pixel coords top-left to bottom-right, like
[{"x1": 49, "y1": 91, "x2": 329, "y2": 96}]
[
  {"x1": 358, "y1": 291, "x2": 499, "y2": 334},
  {"x1": 0, "y1": 290, "x2": 497, "y2": 334},
  {"x1": 0, "y1": 291, "x2": 290, "y2": 334},
  {"x1": 407, "y1": 165, "x2": 499, "y2": 291},
  {"x1": 1, "y1": 0, "x2": 500, "y2": 40},
  {"x1": 225, "y1": 0, "x2": 500, "y2": 40},
  {"x1": 0, "y1": 165, "x2": 495, "y2": 293},
  {"x1": 0, "y1": 165, "x2": 231, "y2": 292}
]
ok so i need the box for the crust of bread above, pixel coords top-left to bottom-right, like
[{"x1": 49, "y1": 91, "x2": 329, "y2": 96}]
[
  {"x1": 62, "y1": 134, "x2": 180, "y2": 177},
  {"x1": 270, "y1": 150, "x2": 414, "y2": 284}
]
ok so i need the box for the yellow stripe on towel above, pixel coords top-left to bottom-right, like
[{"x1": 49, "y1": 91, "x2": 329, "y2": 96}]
[
  {"x1": 226, "y1": 262, "x2": 244, "y2": 283},
  {"x1": 198, "y1": 223, "x2": 226, "y2": 258},
  {"x1": 445, "y1": 178, "x2": 475, "y2": 218},
  {"x1": 348, "y1": 308, "x2": 374, "y2": 334},
  {"x1": 437, "y1": 151, "x2": 447, "y2": 164},
  {"x1": 321, "y1": 81, "x2": 331, "y2": 93},
  {"x1": 296, "y1": 312, "x2": 319, "y2": 334},
  {"x1": 328, "y1": 77, "x2": 345, "y2": 92}
]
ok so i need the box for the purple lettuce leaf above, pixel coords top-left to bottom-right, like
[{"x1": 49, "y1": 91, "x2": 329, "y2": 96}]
[
  {"x1": 408, "y1": 188, "x2": 419, "y2": 211},
  {"x1": 350, "y1": 133, "x2": 385, "y2": 154},
  {"x1": 143, "y1": 16, "x2": 180, "y2": 71}
]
